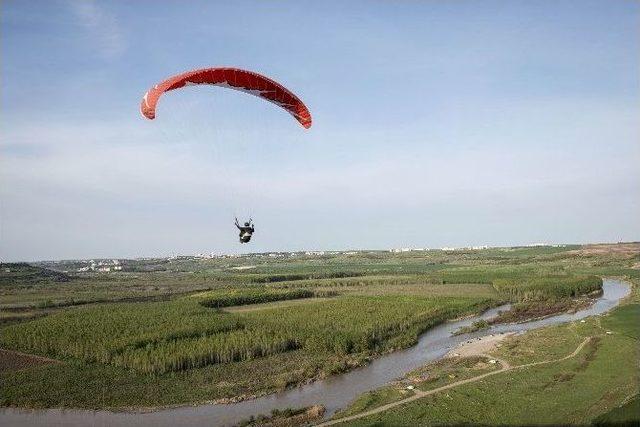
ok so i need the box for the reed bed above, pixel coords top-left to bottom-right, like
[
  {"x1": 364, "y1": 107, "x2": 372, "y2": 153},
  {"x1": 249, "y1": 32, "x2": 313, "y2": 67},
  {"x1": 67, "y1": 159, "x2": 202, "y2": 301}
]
[
  {"x1": 196, "y1": 289, "x2": 314, "y2": 308},
  {"x1": 0, "y1": 295, "x2": 491, "y2": 374}
]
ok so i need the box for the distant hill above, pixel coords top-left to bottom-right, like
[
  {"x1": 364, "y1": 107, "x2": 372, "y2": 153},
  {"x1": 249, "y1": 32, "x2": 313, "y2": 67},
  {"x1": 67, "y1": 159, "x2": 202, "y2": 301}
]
[{"x1": 0, "y1": 263, "x2": 71, "y2": 286}]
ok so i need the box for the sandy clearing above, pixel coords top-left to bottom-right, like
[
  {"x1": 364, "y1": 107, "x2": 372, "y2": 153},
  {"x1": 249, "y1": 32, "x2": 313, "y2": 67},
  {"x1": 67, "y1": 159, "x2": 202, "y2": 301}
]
[{"x1": 446, "y1": 332, "x2": 515, "y2": 359}]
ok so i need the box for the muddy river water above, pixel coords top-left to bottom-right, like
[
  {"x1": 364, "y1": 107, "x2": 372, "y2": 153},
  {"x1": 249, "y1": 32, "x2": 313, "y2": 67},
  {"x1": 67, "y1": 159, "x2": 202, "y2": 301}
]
[{"x1": 0, "y1": 278, "x2": 631, "y2": 427}]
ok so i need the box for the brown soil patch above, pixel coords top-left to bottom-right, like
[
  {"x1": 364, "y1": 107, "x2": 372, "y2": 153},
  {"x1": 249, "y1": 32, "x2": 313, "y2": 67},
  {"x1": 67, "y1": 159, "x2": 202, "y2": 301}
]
[
  {"x1": 0, "y1": 348, "x2": 61, "y2": 372},
  {"x1": 446, "y1": 333, "x2": 514, "y2": 360},
  {"x1": 576, "y1": 336, "x2": 601, "y2": 372},
  {"x1": 566, "y1": 242, "x2": 640, "y2": 257}
]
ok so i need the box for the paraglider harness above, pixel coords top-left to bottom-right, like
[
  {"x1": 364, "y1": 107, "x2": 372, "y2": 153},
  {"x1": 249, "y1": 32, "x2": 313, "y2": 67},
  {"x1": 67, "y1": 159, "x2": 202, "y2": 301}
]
[{"x1": 235, "y1": 217, "x2": 255, "y2": 244}]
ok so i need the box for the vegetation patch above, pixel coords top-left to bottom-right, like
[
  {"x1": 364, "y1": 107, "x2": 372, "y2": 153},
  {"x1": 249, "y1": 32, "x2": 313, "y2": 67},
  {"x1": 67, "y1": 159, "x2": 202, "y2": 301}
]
[
  {"x1": 0, "y1": 310, "x2": 48, "y2": 326},
  {"x1": 492, "y1": 297, "x2": 592, "y2": 324},
  {"x1": 492, "y1": 275, "x2": 602, "y2": 302},
  {"x1": 575, "y1": 336, "x2": 601, "y2": 372},
  {"x1": 238, "y1": 271, "x2": 364, "y2": 283},
  {"x1": 0, "y1": 349, "x2": 60, "y2": 373},
  {"x1": 593, "y1": 394, "x2": 640, "y2": 426},
  {"x1": 237, "y1": 405, "x2": 325, "y2": 427},
  {"x1": 410, "y1": 355, "x2": 501, "y2": 392},
  {"x1": 196, "y1": 289, "x2": 314, "y2": 308},
  {"x1": 333, "y1": 387, "x2": 414, "y2": 420},
  {"x1": 0, "y1": 300, "x2": 245, "y2": 373},
  {"x1": 490, "y1": 322, "x2": 587, "y2": 365},
  {"x1": 0, "y1": 263, "x2": 71, "y2": 286},
  {"x1": 0, "y1": 295, "x2": 491, "y2": 375},
  {"x1": 454, "y1": 319, "x2": 490, "y2": 335},
  {"x1": 602, "y1": 304, "x2": 640, "y2": 339},
  {"x1": 333, "y1": 355, "x2": 501, "y2": 420}
]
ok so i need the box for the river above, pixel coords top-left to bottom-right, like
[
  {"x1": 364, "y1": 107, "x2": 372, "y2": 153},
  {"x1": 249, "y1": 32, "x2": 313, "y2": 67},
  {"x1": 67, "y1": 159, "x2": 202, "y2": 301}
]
[{"x1": 0, "y1": 278, "x2": 631, "y2": 427}]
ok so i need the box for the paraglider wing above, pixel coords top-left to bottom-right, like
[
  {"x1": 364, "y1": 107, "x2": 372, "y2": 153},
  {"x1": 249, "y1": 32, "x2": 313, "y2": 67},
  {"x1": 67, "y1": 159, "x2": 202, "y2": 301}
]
[{"x1": 140, "y1": 67, "x2": 312, "y2": 129}]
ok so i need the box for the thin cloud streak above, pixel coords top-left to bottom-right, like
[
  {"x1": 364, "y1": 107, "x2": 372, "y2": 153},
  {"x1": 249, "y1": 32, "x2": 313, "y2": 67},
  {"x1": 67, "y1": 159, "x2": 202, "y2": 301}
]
[{"x1": 68, "y1": 0, "x2": 125, "y2": 59}]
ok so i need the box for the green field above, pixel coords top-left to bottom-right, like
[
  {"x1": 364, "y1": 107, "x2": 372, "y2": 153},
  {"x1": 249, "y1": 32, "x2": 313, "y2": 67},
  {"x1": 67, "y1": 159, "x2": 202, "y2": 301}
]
[
  {"x1": 1, "y1": 295, "x2": 492, "y2": 374},
  {"x1": 0, "y1": 242, "x2": 638, "y2": 413}
]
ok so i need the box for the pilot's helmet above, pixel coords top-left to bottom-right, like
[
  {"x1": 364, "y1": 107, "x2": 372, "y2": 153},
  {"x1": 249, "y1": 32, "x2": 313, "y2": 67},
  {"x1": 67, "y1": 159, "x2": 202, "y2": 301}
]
[{"x1": 244, "y1": 222, "x2": 250, "y2": 227}]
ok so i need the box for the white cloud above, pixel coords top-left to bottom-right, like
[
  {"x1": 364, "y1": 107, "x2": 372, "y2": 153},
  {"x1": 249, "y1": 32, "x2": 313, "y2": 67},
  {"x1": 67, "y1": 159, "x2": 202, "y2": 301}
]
[{"x1": 68, "y1": 0, "x2": 125, "y2": 59}]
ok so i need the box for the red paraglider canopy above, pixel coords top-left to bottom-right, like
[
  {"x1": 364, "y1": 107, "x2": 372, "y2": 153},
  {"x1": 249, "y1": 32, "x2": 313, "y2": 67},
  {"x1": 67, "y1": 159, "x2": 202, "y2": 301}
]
[{"x1": 141, "y1": 67, "x2": 312, "y2": 129}]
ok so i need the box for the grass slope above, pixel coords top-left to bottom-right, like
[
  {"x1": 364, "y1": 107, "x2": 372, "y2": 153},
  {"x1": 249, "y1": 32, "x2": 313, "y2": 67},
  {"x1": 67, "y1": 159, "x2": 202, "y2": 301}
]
[{"x1": 337, "y1": 303, "x2": 640, "y2": 426}]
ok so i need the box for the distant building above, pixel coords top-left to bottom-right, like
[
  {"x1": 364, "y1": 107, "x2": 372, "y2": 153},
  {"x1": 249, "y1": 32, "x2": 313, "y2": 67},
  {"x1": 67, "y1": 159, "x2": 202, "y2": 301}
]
[{"x1": 391, "y1": 247, "x2": 428, "y2": 253}]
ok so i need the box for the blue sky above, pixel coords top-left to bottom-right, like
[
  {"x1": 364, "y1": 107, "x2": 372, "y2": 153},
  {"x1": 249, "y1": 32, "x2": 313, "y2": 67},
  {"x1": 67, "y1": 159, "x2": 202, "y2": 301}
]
[{"x1": 1, "y1": 0, "x2": 639, "y2": 261}]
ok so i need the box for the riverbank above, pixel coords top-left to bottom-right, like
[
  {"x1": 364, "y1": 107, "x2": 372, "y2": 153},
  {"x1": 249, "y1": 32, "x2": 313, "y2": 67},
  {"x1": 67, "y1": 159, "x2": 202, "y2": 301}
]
[
  {"x1": 323, "y1": 336, "x2": 597, "y2": 426},
  {"x1": 325, "y1": 282, "x2": 638, "y2": 426}
]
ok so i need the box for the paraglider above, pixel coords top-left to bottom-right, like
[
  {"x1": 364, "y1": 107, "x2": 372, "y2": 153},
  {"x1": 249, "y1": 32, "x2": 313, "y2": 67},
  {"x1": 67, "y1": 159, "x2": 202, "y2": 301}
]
[
  {"x1": 235, "y1": 218, "x2": 255, "y2": 244},
  {"x1": 140, "y1": 67, "x2": 312, "y2": 128},
  {"x1": 140, "y1": 67, "x2": 312, "y2": 244}
]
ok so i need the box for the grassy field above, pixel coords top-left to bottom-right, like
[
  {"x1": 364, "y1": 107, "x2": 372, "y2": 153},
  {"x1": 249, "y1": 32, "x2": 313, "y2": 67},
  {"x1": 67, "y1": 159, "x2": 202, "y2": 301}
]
[
  {"x1": 332, "y1": 302, "x2": 640, "y2": 426},
  {"x1": 0, "y1": 242, "x2": 638, "y2": 411},
  {"x1": 333, "y1": 355, "x2": 503, "y2": 420},
  {"x1": 593, "y1": 395, "x2": 640, "y2": 426}
]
